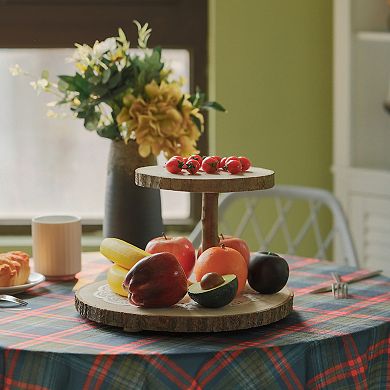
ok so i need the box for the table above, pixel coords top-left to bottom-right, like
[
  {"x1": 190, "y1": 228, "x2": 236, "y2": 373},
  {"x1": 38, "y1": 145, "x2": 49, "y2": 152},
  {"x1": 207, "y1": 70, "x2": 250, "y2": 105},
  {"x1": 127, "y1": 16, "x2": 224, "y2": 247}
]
[{"x1": 0, "y1": 253, "x2": 388, "y2": 390}]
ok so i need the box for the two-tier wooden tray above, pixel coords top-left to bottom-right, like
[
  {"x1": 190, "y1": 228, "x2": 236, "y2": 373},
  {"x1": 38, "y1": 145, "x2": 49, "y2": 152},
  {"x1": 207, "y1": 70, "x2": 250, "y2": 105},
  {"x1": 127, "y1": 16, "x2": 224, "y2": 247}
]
[{"x1": 75, "y1": 166, "x2": 294, "y2": 332}]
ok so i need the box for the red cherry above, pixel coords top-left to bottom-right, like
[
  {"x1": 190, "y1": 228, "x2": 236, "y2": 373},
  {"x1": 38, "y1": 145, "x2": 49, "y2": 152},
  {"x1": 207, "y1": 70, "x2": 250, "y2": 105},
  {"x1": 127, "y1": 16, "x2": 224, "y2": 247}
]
[
  {"x1": 226, "y1": 159, "x2": 242, "y2": 174},
  {"x1": 165, "y1": 157, "x2": 184, "y2": 174},
  {"x1": 188, "y1": 155, "x2": 202, "y2": 164},
  {"x1": 185, "y1": 159, "x2": 200, "y2": 174},
  {"x1": 201, "y1": 157, "x2": 219, "y2": 174},
  {"x1": 238, "y1": 156, "x2": 251, "y2": 171}
]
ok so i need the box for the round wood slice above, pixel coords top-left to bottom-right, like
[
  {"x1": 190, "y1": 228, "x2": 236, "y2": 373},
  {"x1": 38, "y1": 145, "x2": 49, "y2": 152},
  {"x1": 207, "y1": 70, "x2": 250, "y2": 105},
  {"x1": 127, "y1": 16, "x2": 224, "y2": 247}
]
[
  {"x1": 135, "y1": 166, "x2": 274, "y2": 193},
  {"x1": 75, "y1": 280, "x2": 293, "y2": 333}
]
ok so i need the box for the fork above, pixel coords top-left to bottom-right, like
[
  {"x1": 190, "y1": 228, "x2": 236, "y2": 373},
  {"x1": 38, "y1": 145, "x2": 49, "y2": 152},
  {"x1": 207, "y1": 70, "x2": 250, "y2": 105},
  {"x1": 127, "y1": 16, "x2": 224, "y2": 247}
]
[
  {"x1": 331, "y1": 272, "x2": 348, "y2": 299},
  {"x1": 0, "y1": 295, "x2": 28, "y2": 306}
]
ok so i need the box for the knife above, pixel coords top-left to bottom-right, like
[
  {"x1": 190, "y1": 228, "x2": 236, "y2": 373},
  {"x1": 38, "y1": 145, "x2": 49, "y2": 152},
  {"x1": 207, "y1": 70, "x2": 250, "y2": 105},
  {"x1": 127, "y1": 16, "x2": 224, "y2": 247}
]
[{"x1": 310, "y1": 270, "x2": 383, "y2": 293}]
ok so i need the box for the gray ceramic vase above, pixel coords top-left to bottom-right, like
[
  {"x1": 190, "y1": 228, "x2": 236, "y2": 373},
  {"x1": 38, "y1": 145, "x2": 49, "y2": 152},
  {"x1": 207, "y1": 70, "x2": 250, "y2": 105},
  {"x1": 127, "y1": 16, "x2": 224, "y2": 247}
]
[{"x1": 103, "y1": 140, "x2": 163, "y2": 249}]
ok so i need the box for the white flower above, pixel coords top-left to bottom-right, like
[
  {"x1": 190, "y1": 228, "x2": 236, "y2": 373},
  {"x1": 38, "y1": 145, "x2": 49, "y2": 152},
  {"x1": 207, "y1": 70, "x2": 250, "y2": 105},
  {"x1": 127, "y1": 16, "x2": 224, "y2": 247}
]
[
  {"x1": 72, "y1": 43, "x2": 93, "y2": 62},
  {"x1": 116, "y1": 57, "x2": 127, "y2": 72},
  {"x1": 30, "y1": 78, "x2": 49, "y2": 95},
  {"x1": 97, "y1": 102, "x2": 113, "y2": 127},
  {"x1": 134, "y1": 20, "x2": 152, "y2": 49},
  {"x1": 68, "y1": 43, "x2": 94, "y2": 72},
  {"x1": 93, "y1": 37, "x2": 117, "y2": 57},
  {"x1": 9, "y1": 64, "x2": 24, "y2": 76},
  {"x1": 46, "y1": 110, "x2": 66, "y2": 119}
]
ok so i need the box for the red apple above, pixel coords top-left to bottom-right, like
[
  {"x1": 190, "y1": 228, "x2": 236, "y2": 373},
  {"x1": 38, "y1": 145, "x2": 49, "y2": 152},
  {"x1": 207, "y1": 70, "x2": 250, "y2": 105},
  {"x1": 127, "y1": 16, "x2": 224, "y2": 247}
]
[
  {"x1": 198, "y1": 234, "x2": 250, "y2": 265},
  {"x1": 123, "y1": 252, "x2": 187, "y2": 308},
  {"x1": 145, "y1": 234, "x2": 195, "y2": 278}
]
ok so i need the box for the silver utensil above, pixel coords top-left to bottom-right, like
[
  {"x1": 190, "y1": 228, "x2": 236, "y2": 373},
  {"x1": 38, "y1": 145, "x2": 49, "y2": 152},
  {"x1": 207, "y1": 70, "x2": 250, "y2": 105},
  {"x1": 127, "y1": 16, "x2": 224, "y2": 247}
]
[
  {"x1": 331, "y1": 272, "x2": 348, "y2": 299},
  {"x1": 0, "y1": 294, "x2": 28, "y2": 306},
  {"x1": 311, "y1": 270, "x2": 383, "y2": 294}
]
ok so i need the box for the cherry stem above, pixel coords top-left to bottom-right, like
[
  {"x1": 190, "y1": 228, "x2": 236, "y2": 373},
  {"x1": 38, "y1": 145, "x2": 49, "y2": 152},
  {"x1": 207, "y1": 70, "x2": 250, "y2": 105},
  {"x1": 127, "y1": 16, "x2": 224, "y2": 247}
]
[
  {"x1": 162, "y1": 232, "x2": 167, "y2": 240},
  {"x1": 220, "y1": 243, "x2": 226, "y2": 249},
  {"x1": 220, "y1": 233, "x2": 225, "y2": 240}
]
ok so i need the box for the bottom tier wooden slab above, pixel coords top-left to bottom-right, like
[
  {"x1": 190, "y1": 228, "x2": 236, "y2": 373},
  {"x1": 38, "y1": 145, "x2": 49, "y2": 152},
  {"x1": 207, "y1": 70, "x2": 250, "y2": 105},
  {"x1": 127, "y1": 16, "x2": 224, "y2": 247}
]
[{"x1": 75, "y1": 280, "x2": 294, "y2": 333}]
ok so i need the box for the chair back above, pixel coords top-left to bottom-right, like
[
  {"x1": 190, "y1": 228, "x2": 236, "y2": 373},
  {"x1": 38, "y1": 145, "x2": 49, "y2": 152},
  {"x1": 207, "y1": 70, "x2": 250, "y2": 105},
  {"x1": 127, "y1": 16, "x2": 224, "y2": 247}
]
[{"x1": 189, "y1": 185, "x2": 359, "y2": 267}]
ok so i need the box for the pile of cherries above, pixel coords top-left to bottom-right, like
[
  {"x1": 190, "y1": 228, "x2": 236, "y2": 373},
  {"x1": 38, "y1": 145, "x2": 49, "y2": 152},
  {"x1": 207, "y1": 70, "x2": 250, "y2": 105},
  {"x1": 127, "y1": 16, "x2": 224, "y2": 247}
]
[{"x1": 165, "y1": 155, "x2": 251, "y2": 175}]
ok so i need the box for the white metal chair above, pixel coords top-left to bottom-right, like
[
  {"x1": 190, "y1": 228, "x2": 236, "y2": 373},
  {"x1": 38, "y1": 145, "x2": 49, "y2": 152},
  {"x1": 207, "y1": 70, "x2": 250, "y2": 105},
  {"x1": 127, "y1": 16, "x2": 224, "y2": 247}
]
[{"x1": 189, "y1": 185, "x2": 359, "y2": 267}]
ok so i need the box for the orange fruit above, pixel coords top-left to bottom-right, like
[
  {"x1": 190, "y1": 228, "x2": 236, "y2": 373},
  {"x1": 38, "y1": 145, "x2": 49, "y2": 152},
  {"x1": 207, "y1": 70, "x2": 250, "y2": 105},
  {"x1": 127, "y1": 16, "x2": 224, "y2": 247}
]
[{"x1": 194, "y1": 246, "x2": 248, "y2": 294}]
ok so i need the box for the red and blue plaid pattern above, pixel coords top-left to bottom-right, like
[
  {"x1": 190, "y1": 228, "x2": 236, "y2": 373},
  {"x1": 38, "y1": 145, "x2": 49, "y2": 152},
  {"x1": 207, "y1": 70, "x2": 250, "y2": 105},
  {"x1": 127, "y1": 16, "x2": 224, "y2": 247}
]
[{"x1": 0, "y1": 253, "x2": 388, "y2": 389}]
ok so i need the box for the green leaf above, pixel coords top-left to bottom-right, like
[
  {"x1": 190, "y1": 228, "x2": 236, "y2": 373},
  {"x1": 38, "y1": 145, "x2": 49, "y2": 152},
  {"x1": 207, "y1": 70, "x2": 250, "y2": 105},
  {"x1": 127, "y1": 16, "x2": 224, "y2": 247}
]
[
  {"x1": 149, "y1": 46, "x2": 162, "y2": 64},
  {"x1": 202, "y1": 101, "x2": 227, "y2": 112},
  {"x1": 188, "y1": 94, "x2": 196, "y2": 105},
  {"x1": 84, "y1": 67, "x2": 95, "y2": 80},
  {"x1": 131, "y1": 47, "x2": 163, "y2": 95},
  {"x1": 191, "y1": 88, "x2": 205, "y2": 108},
  {"x1": 190, "y1": 113, "x2": 202, "y2": 131},
  {"x1": 84, "y1": 109, "x2": 100, "y2": 130},
  {"x1": 97, "y1": 124, "x2": 121, "y2": 139},
  {"x1": 57, "y1": 79, "x2": 69, "y2": 92},
  {"x1": 177, "y1": 94, "x2": 184, "y2": 110},
  {"x1": 108, "y1": 72, "x2": 121, "y2": 88},
  {"x1": 91, "y1": 85, "x2": 109, "y2": 97},
  {"x1": 102, "y1": 68, "x2": 111, "y2": 84},
  {"x1": 58, "y1": 75, "x2": 75, "y2": 84},
  {"x1": 58, "y1": 75, "x2": 76, "y2": 91},
  {"x1": 88, "y1": 75, "x2": 100, "y2": 85},
  {"x1": 58, "y1": 74, "x2": 90, "y2": 98},
  {"x1": 137, "y1": 71, "x2": 146, "y2": 91}
]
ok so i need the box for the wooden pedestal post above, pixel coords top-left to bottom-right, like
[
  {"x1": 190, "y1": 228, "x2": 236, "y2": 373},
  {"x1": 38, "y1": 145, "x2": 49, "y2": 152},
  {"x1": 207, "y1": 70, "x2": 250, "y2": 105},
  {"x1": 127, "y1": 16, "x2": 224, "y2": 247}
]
[{"x1": 201, "y1": 192, "x2": 219, "y2": 252}]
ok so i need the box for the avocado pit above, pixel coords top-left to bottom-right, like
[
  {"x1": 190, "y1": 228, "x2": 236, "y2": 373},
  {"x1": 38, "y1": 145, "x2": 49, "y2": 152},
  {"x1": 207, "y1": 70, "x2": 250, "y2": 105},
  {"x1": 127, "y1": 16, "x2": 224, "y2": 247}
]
[{"x1": 200, "y1": 272, "x2": 225, "y2": 290}]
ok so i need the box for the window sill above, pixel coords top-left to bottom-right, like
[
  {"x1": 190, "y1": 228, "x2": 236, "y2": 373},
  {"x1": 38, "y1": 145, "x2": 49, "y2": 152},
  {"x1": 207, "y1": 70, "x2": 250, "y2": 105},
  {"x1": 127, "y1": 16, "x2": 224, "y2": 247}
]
[{"x1": 0, "y1": 235, "x2": 102, "y2": 252}]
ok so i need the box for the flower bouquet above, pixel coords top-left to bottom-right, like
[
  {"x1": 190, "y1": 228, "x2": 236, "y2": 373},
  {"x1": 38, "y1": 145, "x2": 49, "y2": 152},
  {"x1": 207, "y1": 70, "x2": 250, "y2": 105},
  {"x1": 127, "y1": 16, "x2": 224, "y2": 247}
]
[{"x1": 11, "y1": 20, "x2": 225, "y2": 159}]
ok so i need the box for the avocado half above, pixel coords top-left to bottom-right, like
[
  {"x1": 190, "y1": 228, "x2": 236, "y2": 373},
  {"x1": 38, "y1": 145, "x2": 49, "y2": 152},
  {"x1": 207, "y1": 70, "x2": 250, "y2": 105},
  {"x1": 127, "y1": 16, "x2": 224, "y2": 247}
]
[{"x1": 188, "y1": 274, "x2": 238, "y2": 308}]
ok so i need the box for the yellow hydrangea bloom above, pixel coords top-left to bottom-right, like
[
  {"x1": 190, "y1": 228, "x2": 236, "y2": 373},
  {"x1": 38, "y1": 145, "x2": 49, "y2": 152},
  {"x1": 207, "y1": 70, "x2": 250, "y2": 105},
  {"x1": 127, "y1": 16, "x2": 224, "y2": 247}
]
[{"x1": 116, "y1": 80, "x2": 203, "y2": 159}]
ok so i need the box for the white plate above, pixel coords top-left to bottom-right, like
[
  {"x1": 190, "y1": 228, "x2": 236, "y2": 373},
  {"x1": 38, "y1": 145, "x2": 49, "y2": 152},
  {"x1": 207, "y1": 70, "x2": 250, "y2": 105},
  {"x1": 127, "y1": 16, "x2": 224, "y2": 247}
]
[{"x1": 0, "y1": 272, "x2": 46, "y2": 295}]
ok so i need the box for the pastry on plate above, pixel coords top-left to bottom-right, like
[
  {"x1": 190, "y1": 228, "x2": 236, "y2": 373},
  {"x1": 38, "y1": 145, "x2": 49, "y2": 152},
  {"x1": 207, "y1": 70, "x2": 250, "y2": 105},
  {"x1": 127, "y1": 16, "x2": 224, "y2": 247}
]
[
  {"x1": 6, "y1": 251, "x2": 30, "y2": 285},
  {"x1": 0, "y1": 251, "x2": 30, "y2": 286},
  {"x1": 0, "y1": 264, "x2": 17, "y2": 287}
]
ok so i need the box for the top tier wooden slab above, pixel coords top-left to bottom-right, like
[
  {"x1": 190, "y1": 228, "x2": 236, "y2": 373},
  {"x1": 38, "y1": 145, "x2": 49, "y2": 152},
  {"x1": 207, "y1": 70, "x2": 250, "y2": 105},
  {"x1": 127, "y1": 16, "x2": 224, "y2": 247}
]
[{"x1": 135, "y1": 166, "x2": 275, "y2": 193}]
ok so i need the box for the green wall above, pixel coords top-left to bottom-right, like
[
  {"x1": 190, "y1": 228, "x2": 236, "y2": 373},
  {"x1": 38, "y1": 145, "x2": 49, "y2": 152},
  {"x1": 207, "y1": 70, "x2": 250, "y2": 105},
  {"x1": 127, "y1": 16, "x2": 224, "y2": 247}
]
[
  {"x1": 209, "y1": 0, "x2": 332, "y2": 188},
  {"x1": 208, "y1": 0, "x2": 333, "y2": 257}
]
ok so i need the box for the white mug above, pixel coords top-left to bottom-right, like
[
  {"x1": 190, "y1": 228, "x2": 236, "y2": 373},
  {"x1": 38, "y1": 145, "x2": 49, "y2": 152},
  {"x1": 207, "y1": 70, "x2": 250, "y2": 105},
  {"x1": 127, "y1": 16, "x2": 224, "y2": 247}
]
[{"x1": 32, "y1": 215, "x2": 82, "y2": 280}]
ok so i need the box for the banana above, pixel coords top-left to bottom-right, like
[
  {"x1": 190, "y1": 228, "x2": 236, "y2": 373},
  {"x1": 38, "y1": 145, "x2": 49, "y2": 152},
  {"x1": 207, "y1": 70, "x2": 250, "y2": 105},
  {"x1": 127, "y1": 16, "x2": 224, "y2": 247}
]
[
  {"x1": 107, "y1": 264, "x2": 128, "y2": 297},
  {"x1": 100, "y1": 237, "x2": 150, "y2": 270}
]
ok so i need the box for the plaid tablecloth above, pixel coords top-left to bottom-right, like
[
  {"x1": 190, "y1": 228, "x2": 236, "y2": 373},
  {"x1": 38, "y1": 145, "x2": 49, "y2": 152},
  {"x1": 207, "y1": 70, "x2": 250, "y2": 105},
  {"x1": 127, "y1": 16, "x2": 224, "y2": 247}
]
[{"x1": 0, "y1": 253, "x2": 388, "y2": 390}]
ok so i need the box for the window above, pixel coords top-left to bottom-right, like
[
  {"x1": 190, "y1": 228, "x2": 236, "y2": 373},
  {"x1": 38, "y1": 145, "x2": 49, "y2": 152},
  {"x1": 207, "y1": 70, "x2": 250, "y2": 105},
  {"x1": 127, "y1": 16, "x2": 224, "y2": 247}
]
[
  {"x1": 0, "y1": 0, "x2": 208, "y2": 229},
  {"x1": 1, "y1": 48, "x2": 191, "y2": 223}
]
